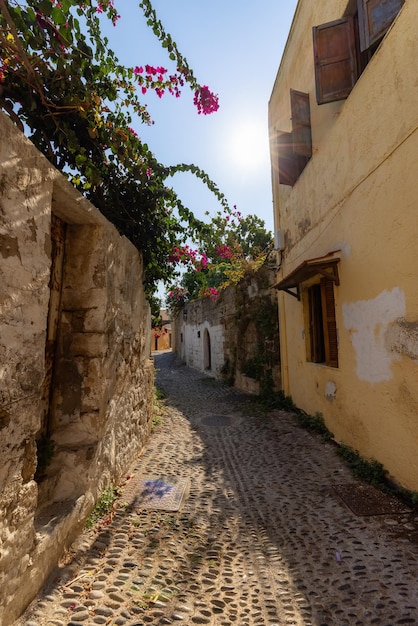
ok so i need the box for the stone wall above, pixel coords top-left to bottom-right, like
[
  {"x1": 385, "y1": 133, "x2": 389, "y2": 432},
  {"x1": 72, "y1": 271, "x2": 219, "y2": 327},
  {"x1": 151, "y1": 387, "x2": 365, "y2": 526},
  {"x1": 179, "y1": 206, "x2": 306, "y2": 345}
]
[
  {"x1": 0, "y1": 112, "x2": 154, "y2": 623},
  {"x1": 173, "y1": 266, "x2": 281, "y2": 394}
]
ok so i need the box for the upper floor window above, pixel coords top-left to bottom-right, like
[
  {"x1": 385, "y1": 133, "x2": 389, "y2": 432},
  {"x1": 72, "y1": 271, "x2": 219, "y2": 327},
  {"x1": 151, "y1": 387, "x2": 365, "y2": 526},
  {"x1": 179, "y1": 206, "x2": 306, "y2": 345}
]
[
  {"x1": 313, "y1": 0, "x2": 404, "y2": 104},
  {"x1": 277, "y1": 89, "x2": 312, "y2": 186}
]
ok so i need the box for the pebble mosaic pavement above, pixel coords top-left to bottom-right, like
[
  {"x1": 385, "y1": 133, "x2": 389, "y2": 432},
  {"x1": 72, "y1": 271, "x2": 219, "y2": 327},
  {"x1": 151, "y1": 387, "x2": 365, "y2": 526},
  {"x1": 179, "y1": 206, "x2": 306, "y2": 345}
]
[{"x1": 16, "y1": 351, "x2": 418, "y2": 626}]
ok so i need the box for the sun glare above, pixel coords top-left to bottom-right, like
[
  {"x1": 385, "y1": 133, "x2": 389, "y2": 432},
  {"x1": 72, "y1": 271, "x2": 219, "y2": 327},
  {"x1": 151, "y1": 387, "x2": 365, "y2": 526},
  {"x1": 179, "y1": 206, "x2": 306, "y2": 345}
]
[{"x1": 226, "y1": 119, "x2": 268, "y2": 172}]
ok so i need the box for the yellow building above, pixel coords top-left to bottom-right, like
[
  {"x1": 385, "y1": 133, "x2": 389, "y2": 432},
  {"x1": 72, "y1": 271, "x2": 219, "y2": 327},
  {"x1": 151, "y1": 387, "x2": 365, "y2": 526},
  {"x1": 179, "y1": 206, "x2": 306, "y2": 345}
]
[
  {"x1": 269, "y1": 0, "x2": 418, "y2": 490},
  {"x1": 152, "y1": 309, "x2": 172, "y2": 352}
]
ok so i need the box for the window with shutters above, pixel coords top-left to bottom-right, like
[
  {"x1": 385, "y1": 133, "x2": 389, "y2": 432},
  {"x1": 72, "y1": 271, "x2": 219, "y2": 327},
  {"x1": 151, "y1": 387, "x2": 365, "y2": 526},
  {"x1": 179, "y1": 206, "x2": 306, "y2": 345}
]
[
  {"x1": 277, "y1": 90, "x2": 312, "y2": 186},
  {"x1": 313, "y1": 0, "x2": 404, "y2": 105},
  {"x1": 307, "y1": 278, "x2": 339, "y2": 367}
]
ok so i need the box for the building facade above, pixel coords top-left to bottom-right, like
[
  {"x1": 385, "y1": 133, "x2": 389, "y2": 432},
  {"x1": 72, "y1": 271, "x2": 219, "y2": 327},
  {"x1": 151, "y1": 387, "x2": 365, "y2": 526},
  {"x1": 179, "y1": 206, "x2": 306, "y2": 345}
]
[
  {"x1": 151, "y1": 309, "x2": 172, "y2": 352},
  {"x1": 269, "y1": 0, "x2": 418, "y2": 490}
]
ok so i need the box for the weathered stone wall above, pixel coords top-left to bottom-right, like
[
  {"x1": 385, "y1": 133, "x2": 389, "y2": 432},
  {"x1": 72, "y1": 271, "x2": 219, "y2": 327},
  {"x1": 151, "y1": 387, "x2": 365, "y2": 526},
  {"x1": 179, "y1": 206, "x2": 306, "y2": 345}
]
[
  {"x1": 0, "y1": 112, "x2": 154, "y2": 623},
  {"x1": 173, "y1": 266, "x2": 281, "y2": 394}
]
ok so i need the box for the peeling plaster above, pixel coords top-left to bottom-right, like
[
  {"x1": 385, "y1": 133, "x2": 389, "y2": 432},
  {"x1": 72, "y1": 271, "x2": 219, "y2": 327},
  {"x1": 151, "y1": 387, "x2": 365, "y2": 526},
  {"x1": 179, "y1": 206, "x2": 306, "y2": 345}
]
[
  {"x1": 342, "y1": 288, "x2": 406, "y2": 383},
  {"x1": 0, "y1": 234, "x2": 21, "y2": 261},
  {"x1": 385, "y1": 318, "x2": 418, "y2": 362},
  {"x1": 325, "y1": 380, "x2": 337, "y2": 402}
]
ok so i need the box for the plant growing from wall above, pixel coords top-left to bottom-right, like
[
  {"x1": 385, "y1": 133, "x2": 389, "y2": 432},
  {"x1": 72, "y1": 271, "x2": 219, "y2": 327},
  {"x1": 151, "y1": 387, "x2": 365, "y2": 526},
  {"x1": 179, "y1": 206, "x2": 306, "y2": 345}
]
[
  {"x1": 86, "y1": 485, "x2": 122, "y2": 528},
  {"x1": 238, "y1": 293, "x2": 279, "y2": 394},
  {"x1": 220, "y1": 356, "x2": 236, "y2": 386}
]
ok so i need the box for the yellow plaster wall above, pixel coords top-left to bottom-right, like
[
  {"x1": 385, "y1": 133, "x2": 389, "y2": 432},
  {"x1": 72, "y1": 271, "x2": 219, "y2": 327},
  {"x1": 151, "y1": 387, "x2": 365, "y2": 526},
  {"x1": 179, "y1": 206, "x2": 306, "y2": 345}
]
[{"x1": 270, "y1": 0, "x2": 418, "y2": 490}]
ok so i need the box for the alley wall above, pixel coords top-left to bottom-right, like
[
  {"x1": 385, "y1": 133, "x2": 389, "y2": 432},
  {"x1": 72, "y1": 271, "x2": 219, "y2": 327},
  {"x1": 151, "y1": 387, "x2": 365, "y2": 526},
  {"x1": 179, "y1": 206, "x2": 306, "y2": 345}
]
[
  {"x1": 0, "y1": 112, "x2": 154, "y2": 622},
  {"x1": 173, "y1": 266, "x2": 281, "y2": 395}
]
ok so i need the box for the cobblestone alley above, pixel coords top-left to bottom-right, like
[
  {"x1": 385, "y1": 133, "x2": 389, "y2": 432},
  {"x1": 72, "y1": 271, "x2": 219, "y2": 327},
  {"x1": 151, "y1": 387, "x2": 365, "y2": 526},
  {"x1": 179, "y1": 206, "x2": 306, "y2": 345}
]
[{"x1": 16, "y1": 351, "x2": 418, "y2": 626}]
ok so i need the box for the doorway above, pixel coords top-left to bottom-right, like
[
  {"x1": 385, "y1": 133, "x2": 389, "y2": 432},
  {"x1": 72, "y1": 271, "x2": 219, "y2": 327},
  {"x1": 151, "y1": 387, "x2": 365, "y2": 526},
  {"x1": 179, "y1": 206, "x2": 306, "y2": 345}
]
[{"x1": 204, "y1": 328, "x2": 212, "y2": 370}]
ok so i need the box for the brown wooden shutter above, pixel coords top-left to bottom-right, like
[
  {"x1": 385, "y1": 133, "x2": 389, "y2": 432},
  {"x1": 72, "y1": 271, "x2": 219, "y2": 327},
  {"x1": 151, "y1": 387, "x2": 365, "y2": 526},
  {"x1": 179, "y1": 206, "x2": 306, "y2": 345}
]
[
  {"x1": 312, "y1": 17, "x2": 358, "y2": 105},
  {"x1": 277, "y1": 131, "x2": 300, "y2": 186},
  {"x1": 290, "y1": 90, "x2": 312, "y2": 158},
  {"x1": 358, "y1": 0, "x2": 404, "y2": 51},
  {"x1": 309, "y1": 284, "x2": 325, "y2": 363},
  {"x1": 320, "y1": 278, "x2": 338, "y2": 367}
]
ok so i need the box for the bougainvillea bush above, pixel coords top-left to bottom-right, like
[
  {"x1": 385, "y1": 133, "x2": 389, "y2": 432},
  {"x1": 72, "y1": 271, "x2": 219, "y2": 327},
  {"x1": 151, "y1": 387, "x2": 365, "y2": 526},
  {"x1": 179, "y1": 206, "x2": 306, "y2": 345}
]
[
  {"x1": 166, "y1": 206, "x2": 274, "y2": 309},
  {"x1": 0, "y1": 0, "x2": 223, "y2": 290}
]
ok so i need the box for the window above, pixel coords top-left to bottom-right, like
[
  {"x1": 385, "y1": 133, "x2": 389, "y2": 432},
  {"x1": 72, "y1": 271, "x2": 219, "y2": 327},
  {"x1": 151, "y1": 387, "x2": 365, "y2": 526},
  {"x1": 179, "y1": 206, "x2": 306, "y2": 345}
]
[
  {"x1": 274, "y1": 253, "x2": 340, "y2": 366},
  {"x1": 278, "y1": 90, "x2": 312, "y2": 186},
  {"x1": 313, "y1": 0, "x2": 404, "y2": 104},
  {"x1": 307, "y1": 278, "x2": 339, "y2": 367}
]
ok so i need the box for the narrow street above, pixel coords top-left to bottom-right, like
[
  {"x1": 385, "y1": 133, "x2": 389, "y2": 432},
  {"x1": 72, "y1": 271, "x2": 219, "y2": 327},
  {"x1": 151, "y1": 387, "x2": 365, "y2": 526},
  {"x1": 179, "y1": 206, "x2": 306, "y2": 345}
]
[{"x1": 17, "y1": 351, "x2": 418, "y2": 626}]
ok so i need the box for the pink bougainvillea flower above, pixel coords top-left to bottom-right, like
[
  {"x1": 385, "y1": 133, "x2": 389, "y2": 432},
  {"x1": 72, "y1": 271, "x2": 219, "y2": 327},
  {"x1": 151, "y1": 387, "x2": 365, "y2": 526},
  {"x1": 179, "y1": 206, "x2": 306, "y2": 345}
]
[{"x1": 193, "y1": 85, "x2": 219, "y2": 115}]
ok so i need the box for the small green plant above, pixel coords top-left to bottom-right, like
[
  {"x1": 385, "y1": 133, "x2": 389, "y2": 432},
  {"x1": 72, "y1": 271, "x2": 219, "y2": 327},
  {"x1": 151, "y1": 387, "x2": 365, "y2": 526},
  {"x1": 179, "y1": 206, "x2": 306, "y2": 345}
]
[
  {"x1": 393, "y1": 486, "x2": 418, "y2": 509},
  {"x1": 152, "y1": 386, "x2": 166, "y2": 430},
  {"x1": 86, "y1": 486, "x2": 121, "y2": 529},
  {"x1": 242, "y1": 353, "x2": 265, "y2": 381},
  {"x1": 254, "y1": 388, "x2": 297, "y2": 412},
  {"x1": 295, "y1": 411, "x2": 334, "y2": 442},
  {"x1": 220, "y1": 358, "x2": 235, "y2": 386},
  {"x1": 154, "y1": 387, "x2": 166, "y2": 401},
  {"x1": 336, "y1": 445, "x2": 388, "y2": 487},
  {"x1": 152, "y1": 413, "x2": 164, "y2": 430}
]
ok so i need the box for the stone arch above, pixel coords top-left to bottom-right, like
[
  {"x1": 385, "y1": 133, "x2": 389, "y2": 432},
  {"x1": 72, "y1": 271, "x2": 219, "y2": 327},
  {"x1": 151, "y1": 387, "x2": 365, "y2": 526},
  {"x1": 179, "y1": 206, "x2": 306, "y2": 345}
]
[{"x1": 203, "y1": 327, "x2": 212, "y2": 370}]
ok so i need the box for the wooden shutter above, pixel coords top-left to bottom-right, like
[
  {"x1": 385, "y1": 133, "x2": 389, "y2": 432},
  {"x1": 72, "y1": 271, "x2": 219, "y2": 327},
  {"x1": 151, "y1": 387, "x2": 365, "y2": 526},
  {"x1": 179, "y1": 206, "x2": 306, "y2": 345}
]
[
  {"x1": 309, "y1": 284, "x2": 325, "y2": 363},
  {"x1": 290, "y1": 90, "x2": 312, "y2": 158},
  {"x1": 313, "y1": 17, "x2": 358, "y2": 105},
  {"x1": 320, "y1": 278, "x2": 339, "y2": 367},
  {"x1": 277, "y1": 131, "x2": 300, "y2": 186},
  {"x1": 358, "y1": 0, "x2": 404, "y2": 51}
]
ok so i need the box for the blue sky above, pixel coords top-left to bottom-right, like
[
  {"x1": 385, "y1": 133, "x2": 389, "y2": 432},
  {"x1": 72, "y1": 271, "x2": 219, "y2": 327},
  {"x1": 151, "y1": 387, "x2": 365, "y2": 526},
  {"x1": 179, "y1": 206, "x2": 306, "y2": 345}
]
[{"x1": 104, "y1": 1, "x2": 298, "y2": 234}]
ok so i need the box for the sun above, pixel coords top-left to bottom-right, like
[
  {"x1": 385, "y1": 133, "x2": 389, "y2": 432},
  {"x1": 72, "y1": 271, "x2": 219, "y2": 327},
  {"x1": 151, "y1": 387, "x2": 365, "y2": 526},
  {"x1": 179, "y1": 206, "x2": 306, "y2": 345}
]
[{"x1": 226, "y1": 118, "x2": 268, "y2": 172}]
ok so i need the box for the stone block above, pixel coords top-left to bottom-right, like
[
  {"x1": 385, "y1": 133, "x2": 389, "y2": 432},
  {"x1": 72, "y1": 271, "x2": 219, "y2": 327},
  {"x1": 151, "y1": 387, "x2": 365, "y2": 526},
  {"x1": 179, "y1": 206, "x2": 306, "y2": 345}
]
[{"x1": 70, "y1": 332, "x2": 107, "y2": 357}]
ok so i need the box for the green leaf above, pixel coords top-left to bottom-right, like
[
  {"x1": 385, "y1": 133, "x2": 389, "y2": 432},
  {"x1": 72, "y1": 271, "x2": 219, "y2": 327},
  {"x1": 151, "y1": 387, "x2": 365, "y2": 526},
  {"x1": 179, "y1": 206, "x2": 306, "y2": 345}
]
[
  {"x1": 75, "y1": 154, "x2": 87, "y2": 166},
  {"x1": 59, "y1": 24, "x2": 73, "y2": 45},
  {"x1": 26, "y1": 7, "x2": 36, "y2": 22},
  {"x1": 51, "y1": 7, "x2": 67, "y2": 25},
  {"x1": 39, "y1": 0, "x2": 53, "y2": 17}
]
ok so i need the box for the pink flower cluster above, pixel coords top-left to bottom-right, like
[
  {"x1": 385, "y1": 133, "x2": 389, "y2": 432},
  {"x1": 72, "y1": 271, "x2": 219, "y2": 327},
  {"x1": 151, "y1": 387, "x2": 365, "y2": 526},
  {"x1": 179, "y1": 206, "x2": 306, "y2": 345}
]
[
  {"x1": 167, "y1": 286, "x2": 188, "y2": 302},
  {"x1": 96, "y1": 0, "x2": 120, "y2": 25},
  {"x1": 216, "y1": 244, "x2": 232, "y2": 259},
  {"x1": 153, "y1": 326, "x2": 168, "y2": 339},
  {"x1": 193, "y1": 86, "x2": 219, "y2": 115},
  {"x1": 203, "y1": 287, "x2": 219, "y2": 301},
  {"x1": 168, "y1": 245, "x2": 208, "y2": 271},
  {"x1": 132, "y1": 67, "x2": 219, "y2": 115},
  {"x1": 134, "y1": 65, "x2": 184, "y2": 99},
  {"x1": 224, "y1": 205, "x2": 243, "y2": 225}
]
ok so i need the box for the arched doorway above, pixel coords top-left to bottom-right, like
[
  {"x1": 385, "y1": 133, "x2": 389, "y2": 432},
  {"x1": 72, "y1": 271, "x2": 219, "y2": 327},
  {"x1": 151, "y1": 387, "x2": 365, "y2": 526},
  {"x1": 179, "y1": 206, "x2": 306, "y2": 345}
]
[{"x1": 203, "y1": 328, "x2": 212, "y2": 370}]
